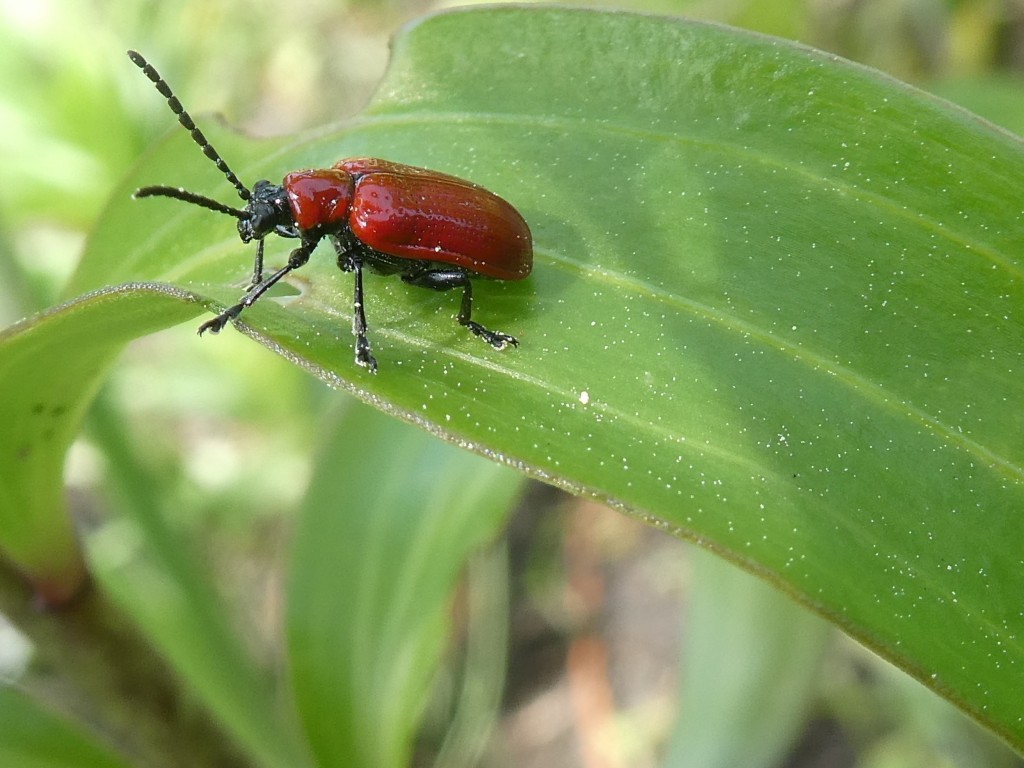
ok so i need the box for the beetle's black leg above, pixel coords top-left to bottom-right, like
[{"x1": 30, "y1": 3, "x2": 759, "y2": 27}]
[
  {"x1": 333, "y1": 243, "x2": 377, "y2": 372},
  {"x1": 351, "y1": 258, "x2": 376, "y2": 372},
  {"x1": 247, "y1": 237, "x2": 265, "y2": 288},
  {"x1": 402, "y1": 269, "x2": 518, "y2": 350},
  {"x1": 457, "y1": 280, "x2": 520, "y2": 348},
  {"x1": 198, "y1": 240, "x2": 314, "y2": 335}
]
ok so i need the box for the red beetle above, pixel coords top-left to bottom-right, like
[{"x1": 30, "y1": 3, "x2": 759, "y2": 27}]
[{"x1": 128, "y1": 51, "x2": 532, "y2": 372}]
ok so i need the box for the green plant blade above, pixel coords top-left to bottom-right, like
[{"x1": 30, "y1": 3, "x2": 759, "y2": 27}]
[
  {"x1": 286, "y1": 402, "x2": 522, "y2": 767},
  {"x1": 0, "y1": 286, "x2": 197, "y2": 602},
  {"x1": 0, "y1": 685, "x2": 134, "y2": 768},
  {"x1": 83, "y1": 391, "x2": 311, "y2": 768},
  {"x1": 3, "y1": 6, "x2": 1023, "y2": 748},
  {"x1": 665, "y1": 549, "x2": 830, "y2": 767}
]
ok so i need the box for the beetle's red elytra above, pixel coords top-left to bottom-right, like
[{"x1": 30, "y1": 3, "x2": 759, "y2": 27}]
[{"x1": 128, "y1": 50, "x2": 532, "y2": 372}]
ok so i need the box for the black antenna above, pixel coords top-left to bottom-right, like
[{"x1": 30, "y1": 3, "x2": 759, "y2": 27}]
[
  {"x1": 133, "y1": 185, "x2": 245, "y2": 218},
  {"x1": 127, "y1": 49, "x2": 251, "y2": 202}
]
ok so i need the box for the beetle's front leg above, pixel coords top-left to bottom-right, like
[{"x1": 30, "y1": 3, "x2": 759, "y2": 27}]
[
  {"x1": 247, "y1": 238, "x2": 265, "y2": 288},
  {"x1": 199, "y1": 239, "x2": 314, "y2": 335},
  {"x1": 401, "y1": 269, "x2": 518, "y2": 350}
]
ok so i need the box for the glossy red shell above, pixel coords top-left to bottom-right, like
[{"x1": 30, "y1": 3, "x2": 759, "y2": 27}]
[
  {"x1": 283, "y1": 169, "x2": 354, "y2": 231},
  {"x1": 282, "y1": 158, "x2": 532, "y2": 281}
]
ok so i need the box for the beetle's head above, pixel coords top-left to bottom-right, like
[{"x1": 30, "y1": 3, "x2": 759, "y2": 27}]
[
  {"x1": 127, "y1": 51, "x2": 299, "y2": 244},
  {"x1": 237, "y1": 181, "x2": 296, "y2": 243},
  {"x1": 133, "y1": 180, "x2": 298, "y2": 244}
]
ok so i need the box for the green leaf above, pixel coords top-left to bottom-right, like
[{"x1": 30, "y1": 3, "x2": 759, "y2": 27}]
[
  {"x1": 0, "y1": 286, "x2": 197, "y2": 603},
  {"x1": 3, "y1": 6, "x2": 1023, "y2": 749},
  {"x1": 929, "y1": 75, "x2": 1024, "y2": 138},
  {"x1": 83, "y1": 392, "x2": 311, "y2": 768},
  {"x1": 0, "y1": 685, "x2": 133, "y2": 768},
  {"x1": 286, "y1": 402, "x2": 521, "y2": 767},
  {"x1": 665, "y1": 549, "x2": 830, "y2": 767}
]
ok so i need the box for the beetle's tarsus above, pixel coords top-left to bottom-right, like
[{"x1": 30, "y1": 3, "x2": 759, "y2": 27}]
[
  {"x1": 355, "y1": 337, "x2": 378, "y2": 373},
  {"x1": 463, "y1": 320, "x2": 518, "y2": 350},
  {"x1": 198, "y1": 309, "x2": 237, "y2": 335}
]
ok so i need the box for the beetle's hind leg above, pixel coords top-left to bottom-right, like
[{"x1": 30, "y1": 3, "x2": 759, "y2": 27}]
[
  {"x1": 458, "y1": 280, "x2": 518, "y2": 350},
  {"x1": 401, "y1": 268, "x2": 518, "y2": 350}
]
